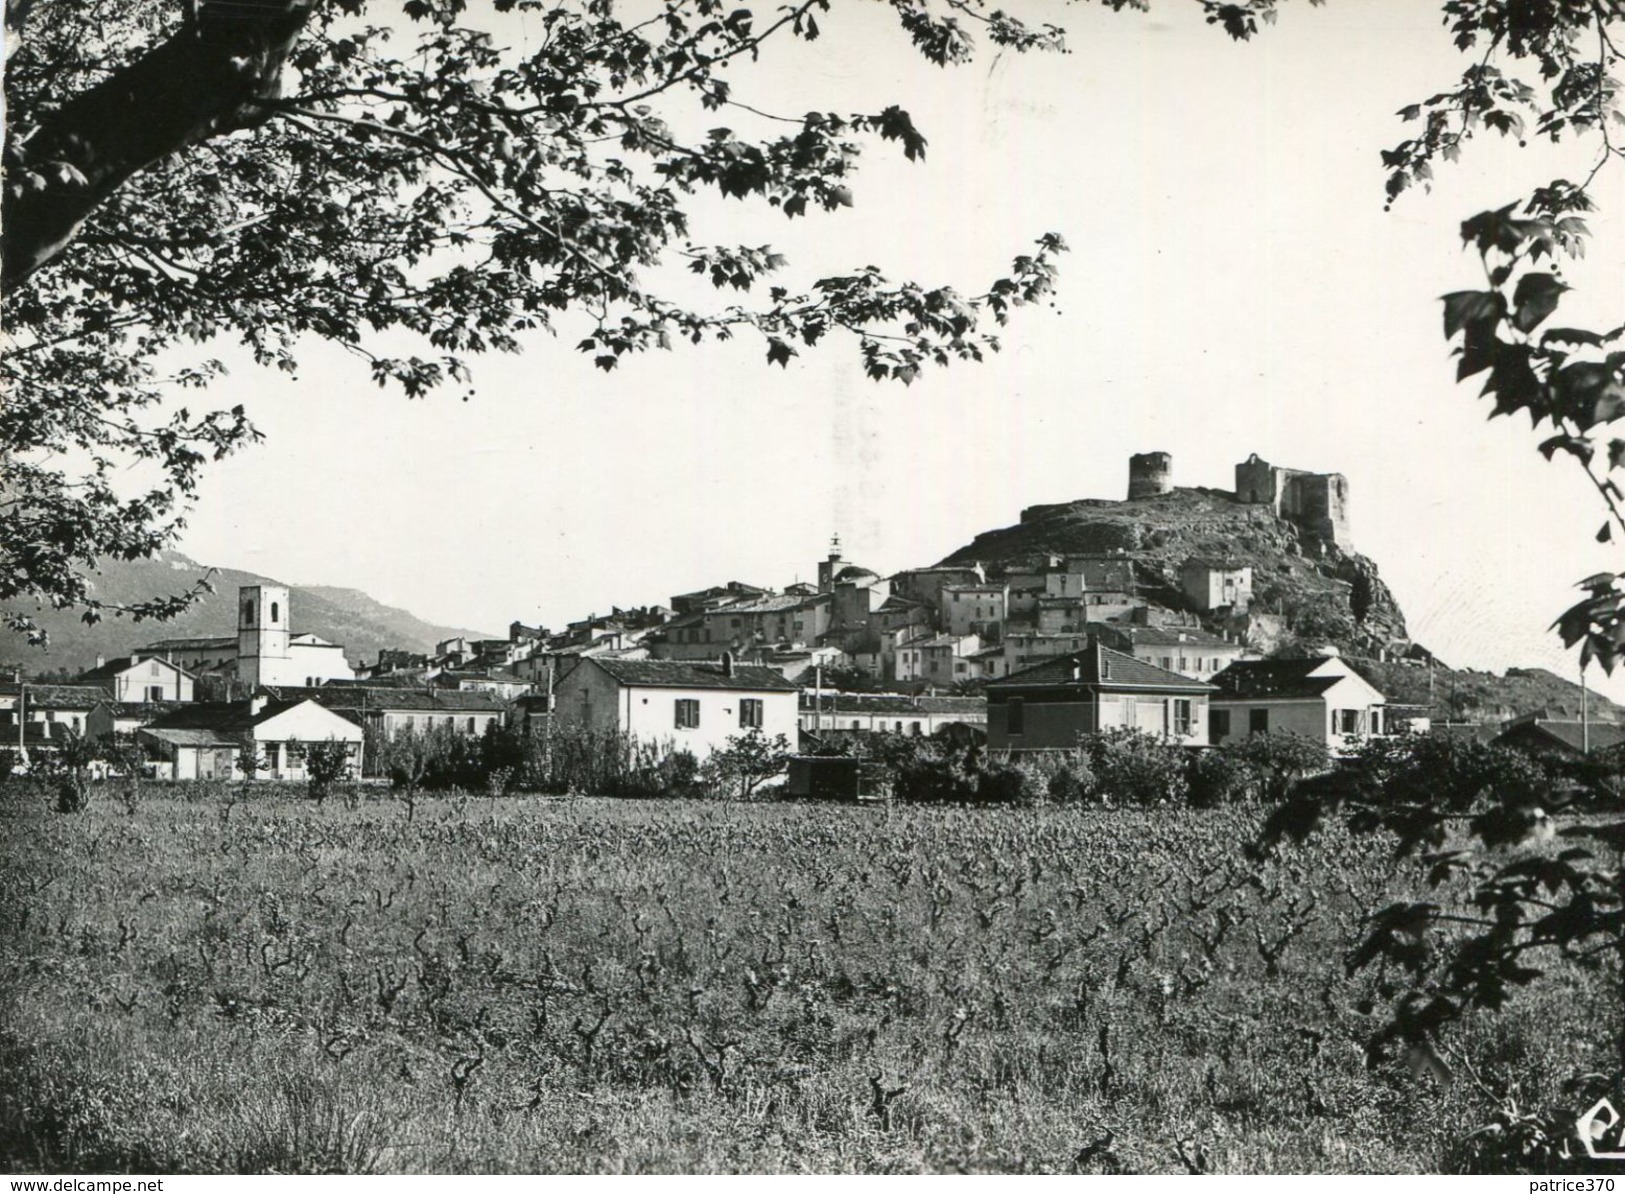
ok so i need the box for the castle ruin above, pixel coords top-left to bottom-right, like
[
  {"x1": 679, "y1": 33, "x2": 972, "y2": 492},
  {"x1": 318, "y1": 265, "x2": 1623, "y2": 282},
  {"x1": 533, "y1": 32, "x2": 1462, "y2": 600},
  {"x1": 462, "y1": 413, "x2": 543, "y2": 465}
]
[
  {"x1": 1234, "y1": 453, "x2": 1350, "y2": 547},
  {"x1": 1126, "y1": 451, "x2": 1173, "y2": 500}
]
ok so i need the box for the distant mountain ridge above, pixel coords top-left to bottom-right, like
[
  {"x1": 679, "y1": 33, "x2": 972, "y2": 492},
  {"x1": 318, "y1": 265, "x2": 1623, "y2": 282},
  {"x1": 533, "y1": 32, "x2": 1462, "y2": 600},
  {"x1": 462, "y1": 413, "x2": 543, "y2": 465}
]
[{"x1": 2, "y1": 551, "x2": 492, "y2": 674}]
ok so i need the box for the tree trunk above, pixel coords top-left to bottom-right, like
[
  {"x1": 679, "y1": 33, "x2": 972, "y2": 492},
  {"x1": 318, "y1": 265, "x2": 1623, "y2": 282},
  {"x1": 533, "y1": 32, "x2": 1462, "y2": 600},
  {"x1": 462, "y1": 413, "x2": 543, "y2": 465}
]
[{"x1": 3, "y1": 1, "x2": 312, "y2": 289}]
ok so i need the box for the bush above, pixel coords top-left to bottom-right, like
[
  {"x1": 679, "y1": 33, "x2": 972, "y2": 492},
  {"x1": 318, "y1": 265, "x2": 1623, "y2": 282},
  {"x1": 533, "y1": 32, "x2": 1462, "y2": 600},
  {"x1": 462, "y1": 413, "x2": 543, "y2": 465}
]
[
  {"x1": 976, "y1": 759, "x2": 1046, "y2": 806},
  {"x1": 1020, "y1": 750, "x2": 1094, "y2": 804},
  {"x1": 1185, "y1": 749, "x2": 1253, "y2": 807},
  {"x1": 1077, "y1": 728, "x2": 1189, "y2": 806},
  {"x1": 1225, "y1": 731, "x2": 1330, "y2": 803},
  {"x1": 890, "y1": 741, "x2": 980, "y2": 804}
]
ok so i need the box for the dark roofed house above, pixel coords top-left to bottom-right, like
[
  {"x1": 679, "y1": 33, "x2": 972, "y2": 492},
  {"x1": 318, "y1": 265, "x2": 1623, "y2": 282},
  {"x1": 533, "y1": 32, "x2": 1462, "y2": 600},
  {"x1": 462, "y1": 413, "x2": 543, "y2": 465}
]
[
  {"x1": 256, "y1": 684, "x2": 508, "y2": 741},
  {"x1": 0, "y1": 682, "x2": 111, "y2": 741},
  {"x1": 1493, "y1": 711, "x2": 1625, "y2": 760},
  {"x1": 985, "y1": 638, "x2": 1214, "y2": 750},
  {"x1": 555, "y1": 656, "x2": 798, "y2": 758},
  {"x1": 139, "y1": 696, "x2": 364, "y2": 782},
  {"x1": 1093, "y1": 623, "x2": 1244, "y2": 681},
  {"x1": 799, "y1": 691, "x2": 986, "y2": 739},
  {"x1": 1208, "y1": 653, "x2": 1386, "y2": 755}
]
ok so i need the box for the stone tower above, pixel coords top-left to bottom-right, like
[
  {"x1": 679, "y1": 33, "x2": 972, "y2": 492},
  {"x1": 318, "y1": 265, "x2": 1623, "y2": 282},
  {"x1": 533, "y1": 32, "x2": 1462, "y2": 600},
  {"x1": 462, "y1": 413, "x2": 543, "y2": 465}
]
[
  {"x1": 237, "y1": 584, "x2": 291, "y2": 687},
  {"x1": 817, "y1": 534, "x2": 843, "y2": 593},
  {"x1": 1127, "y1": 451, "x2": 1173, "y2": 500}
]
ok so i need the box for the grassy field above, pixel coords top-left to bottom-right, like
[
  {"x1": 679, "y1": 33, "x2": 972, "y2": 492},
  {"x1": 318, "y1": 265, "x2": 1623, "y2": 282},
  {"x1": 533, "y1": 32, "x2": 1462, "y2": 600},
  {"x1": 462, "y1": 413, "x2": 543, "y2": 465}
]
[{"x1": 0, "y1": 783, "x2": 1614, "y2": 1173}]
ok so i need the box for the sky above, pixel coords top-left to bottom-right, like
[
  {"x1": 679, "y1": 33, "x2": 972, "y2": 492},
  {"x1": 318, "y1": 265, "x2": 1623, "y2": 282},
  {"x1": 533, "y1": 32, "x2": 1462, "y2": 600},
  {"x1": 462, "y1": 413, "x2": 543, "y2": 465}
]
[{"x1": 170, "y1": 2, "x2": 1625, "y2": 694}]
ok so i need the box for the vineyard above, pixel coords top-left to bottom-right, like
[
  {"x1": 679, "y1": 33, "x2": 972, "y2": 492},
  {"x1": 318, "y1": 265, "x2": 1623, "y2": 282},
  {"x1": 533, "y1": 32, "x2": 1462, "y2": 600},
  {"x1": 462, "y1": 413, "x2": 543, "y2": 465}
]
[{"x1": 0, "y1": 786, "x2": 1614, "y2": 1173}]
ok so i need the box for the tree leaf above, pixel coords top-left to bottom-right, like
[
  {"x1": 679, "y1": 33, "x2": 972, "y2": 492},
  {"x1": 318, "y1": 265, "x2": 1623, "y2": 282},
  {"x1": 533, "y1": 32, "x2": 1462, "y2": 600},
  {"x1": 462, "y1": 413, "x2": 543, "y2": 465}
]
[{"x1": 1511, "y1": 272, "x2": 1567, "y2": 332}]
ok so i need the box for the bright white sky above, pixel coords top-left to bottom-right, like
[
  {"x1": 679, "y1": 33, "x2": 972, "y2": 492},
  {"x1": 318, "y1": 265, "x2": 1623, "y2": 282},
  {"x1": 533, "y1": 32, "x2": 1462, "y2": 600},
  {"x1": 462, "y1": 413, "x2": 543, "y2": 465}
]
[{"x1": 175, "y1": 1, "x2": 1625, "y2": 694}]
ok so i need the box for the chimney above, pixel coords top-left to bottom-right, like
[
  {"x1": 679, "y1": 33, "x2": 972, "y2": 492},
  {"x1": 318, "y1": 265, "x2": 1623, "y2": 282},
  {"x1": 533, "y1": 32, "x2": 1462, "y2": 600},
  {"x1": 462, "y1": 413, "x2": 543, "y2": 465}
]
[
  {"x1": 249, "y1": 694, "x2": 267, "y2": 717},
  {"x1": 95, "y1": 655, "x2": 105, "y2": 669},
  {"x1": 720, "y1": 650, "x2": 734, "y2": 678}
]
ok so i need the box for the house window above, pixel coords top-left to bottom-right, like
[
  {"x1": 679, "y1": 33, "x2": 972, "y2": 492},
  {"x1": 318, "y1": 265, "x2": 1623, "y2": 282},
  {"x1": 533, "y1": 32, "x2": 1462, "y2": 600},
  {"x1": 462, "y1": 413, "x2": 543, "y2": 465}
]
[
  {"x1": 1171, "y1": 699, "x2": 1193, "y2": 736},
  {"x1": 675, "y1": 699, "x2": 700, "y2": 729},
  {"x1": 404, "y1": 715, "x2": 415, "y2": 730},
  {"x1": 150, "y1": 661, "x2": 161, "y2": 676},
  {"x1": 468, "y1": 717, "x2": 477, "y2": 733},
  {"x1": 910, "y1": 722, "x2": 922, "y2": 737},
  {"x1": 1007, "y1": 697, "x2": 1025, "y2": 736},
  {"x1": 146, "y1": 686, "x2": 164, "y2": 703},
  {"x1": 1249, "y1": 709, "x2": 1269, "y2": 735},
  {"x1": 739, "y1": 698, "x2": 763, "y2": 729},
  {"x1": 1337, "y1": 709, "x2": 1362, "y2": 735},
  {"x1": 1210, "y1": 709, "x2": 1231, "y2": 739}
]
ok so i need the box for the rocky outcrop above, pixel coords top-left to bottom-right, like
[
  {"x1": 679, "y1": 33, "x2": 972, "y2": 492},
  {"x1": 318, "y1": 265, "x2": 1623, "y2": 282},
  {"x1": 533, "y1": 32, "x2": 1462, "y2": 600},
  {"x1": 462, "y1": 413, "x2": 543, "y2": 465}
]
[{"x1": 941, "y1": 487, "x2": 1408, "y2": 656}]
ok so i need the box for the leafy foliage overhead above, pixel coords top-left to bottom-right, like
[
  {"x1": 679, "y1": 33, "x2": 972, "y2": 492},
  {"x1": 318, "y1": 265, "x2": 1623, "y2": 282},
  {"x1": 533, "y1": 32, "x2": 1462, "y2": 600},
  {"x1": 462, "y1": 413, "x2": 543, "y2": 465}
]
[{"x1": 3, "y1": 0, "x2": 1080, "y2": 644}]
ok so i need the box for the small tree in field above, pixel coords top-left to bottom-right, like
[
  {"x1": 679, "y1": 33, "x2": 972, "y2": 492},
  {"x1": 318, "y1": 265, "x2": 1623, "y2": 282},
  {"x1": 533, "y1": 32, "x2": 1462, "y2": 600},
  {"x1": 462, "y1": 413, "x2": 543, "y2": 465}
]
[
  {"x1": 304, "y1": 739, "x2": 353, "y2": 805},
  {"x1": 37, "y1": 729, "x2": 99, "y2": 814},
  {"x1": 236, "y1": 741, "x2": 268, "y2": 784},
  {"x1": 100, "y1": 733, "x2": 149, "y2": 816},
  {"x1": 706, "y1": 732, "x2": 792, "y2": 801}
]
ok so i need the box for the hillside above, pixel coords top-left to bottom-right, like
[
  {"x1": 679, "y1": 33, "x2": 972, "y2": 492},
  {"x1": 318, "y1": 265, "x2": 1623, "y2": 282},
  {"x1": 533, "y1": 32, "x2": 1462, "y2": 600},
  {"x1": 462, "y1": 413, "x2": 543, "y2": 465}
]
[
  {"x1": 1347, "y1": 661, "x2": 1625, "y2": 724},
  {"x1": 1, "y1": 551, "x2": 492, "y2": 675},
  {"x1": 938, "y1": 486, "x2": 1625, "y2": 725},
  {"x1": 941, "y1": 487, "x2": 1409, "y2": 652}
]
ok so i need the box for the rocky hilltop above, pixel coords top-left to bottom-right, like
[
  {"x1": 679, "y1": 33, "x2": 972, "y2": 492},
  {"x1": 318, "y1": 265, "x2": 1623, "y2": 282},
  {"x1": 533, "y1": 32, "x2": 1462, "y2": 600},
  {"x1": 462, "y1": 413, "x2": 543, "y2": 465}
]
[
  {"x1": 941, "y1": 486, "x2": 1408, "y2": 657},
  {"x1": 936, "y1": 456, "x2": 1620, "y2": 724}
]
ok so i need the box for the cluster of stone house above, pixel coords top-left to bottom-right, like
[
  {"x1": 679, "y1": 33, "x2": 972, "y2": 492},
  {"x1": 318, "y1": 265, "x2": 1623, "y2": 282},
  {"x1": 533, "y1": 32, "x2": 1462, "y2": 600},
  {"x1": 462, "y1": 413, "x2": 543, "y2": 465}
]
[
  {"x1": 0, "y1": 453, "x2": 1427, "y2": 780},
  {"x1": 982, "y1": 642, "x2": 1387, "y2": 754},
  {"x1": 0, "y1": 584, "x2": 515, "y2": 781}
]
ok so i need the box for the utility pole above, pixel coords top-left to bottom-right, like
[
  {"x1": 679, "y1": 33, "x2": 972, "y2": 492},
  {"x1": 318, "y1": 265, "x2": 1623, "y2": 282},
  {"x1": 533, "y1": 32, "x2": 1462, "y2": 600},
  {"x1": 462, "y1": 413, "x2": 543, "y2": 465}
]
[{"x1": 1582, "y1": 661, "x2": 1591, "y2": 756}]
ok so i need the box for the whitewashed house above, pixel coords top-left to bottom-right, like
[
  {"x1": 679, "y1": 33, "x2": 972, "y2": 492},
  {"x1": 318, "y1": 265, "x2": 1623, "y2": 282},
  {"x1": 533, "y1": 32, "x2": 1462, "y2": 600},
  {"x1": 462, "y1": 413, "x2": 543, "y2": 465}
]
[
  {"x1": 552, "y1": 656, "x2": 797, "y2": 757},
  {"x1": 140, "y1": 696, "x2": 364, "y2": 781}
]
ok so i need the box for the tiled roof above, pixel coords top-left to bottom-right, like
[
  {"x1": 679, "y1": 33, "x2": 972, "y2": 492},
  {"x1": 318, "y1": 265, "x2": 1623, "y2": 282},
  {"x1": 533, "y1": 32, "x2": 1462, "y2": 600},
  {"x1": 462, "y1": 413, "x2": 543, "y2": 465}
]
[
  {"x1": 143, "y1": 636, "x2": 236, "y2": 652},
  {"x1": 589, "y1": 658, "x2": 797, "y2": 692},
  {"x1": 989, "y1": 641, "x2": 1214, "y2": 693},
  {"x1": 876, "y1": 595, "x2": 927, "y2": 613},
  {"x1": 1209, "y1": 659, "x2": 1343, "y2": 701},
  {"x1": 1, "y1": 683, "x2": 113, "y2": 708},
  {"x1": 436, "y1": 669, "x2": 527, "y2": 685},
  {"x1": 145, "y1": 700, "x2": 309, "y2": 732},
  {"x1": 799, "y1": 693, "x2": 985, "y2": 715},
  {"x1": 329, "y1": 673, "x2": 427, "y2": 688},
  {"x1": 709, "y1": 594, "x2": 822, "y2": 616},
  {"x1": 107, "y1": 701, "x2": 170, "y2": 717},
  {"x1": 1496, "y1": 720, "x2": 1625, "y2": 754},
  {"x1": 1098, "y1": 625, "x2": 1239, "y2": 649},
  {"x1": 142, "y1": 726, "x2": 242, "y2": 749},
  {"x1": 261, "y1": 686, "x2": 507, "y2": 713}
]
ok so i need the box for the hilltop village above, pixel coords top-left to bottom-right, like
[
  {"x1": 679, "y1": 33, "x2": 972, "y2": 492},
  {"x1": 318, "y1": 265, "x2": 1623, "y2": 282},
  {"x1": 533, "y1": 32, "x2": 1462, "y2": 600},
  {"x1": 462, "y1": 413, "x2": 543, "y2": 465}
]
[{"x1": 2, "y1": 454, "x2": 1613, "y2": 781}]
